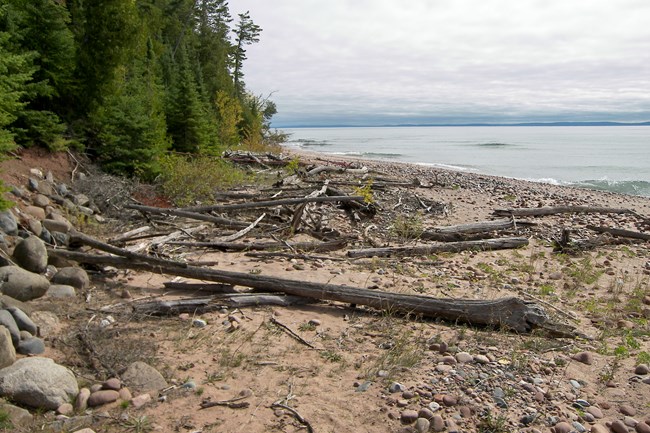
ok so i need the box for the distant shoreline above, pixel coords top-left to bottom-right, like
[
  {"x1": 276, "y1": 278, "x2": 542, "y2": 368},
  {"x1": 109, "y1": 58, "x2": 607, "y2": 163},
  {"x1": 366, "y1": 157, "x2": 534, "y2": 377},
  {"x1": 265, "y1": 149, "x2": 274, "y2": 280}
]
[{"x1": 276, "y1": 121, "x2": 650, "y2": 129}]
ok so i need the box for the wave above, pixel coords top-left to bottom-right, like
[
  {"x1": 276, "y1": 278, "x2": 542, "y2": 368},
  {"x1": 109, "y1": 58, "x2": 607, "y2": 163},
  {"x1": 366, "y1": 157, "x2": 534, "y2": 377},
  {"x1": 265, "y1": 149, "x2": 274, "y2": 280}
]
[
  {"x1": 290, "y1": 139, "x2": 332, "y2": 146},
  {"x1": 415, "y1": 162, "x2": 475, "y2": 172},
  {"x1": 475, "y1": 142, "x2": 512, "y2": 147},
  {"x1": 571, "y1": 179, "x2": 650, "y2": 197},
  {"x1": 362, "y1": 152, "x2": 403, "y2": 159}
]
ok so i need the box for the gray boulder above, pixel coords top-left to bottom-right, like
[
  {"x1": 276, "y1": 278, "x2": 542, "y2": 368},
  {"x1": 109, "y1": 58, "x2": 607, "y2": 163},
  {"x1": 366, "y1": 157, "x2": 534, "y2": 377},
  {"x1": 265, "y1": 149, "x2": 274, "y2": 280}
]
[
  {"x1": 6, "y1": 306, "x2": 37, "y2": 335},
  {"x1": 12, "y1": 236, "x2": 48, "y2": 273},
  {"x1": 0, "y1": 326, "x2": 16, "y2": 369},
  {"x1": 0, "y1": 310, "x2": 19, "y2": 345},
  {"x1": 0, "y1": 211, "x2": 17, "y2": 235},
  {"x1": 16, "y1": 337, "x2": 45, "y2": 355},
  {"x1": 121, "y1": 361, "x2": 168, "y2": 394},
  {"x1": 0, "y1": 266, "x2": 50, "y2": 301},
  {"x1": 52, "y1": 267, "x2": 89, "y2": 290},
  {"x1": 42, "y1": 218, "x2": 71, "y2": 234},
  {"x1": 0, "y1": 402, "x2": 33, "y2": 428},
  {"x1": 46, "y1": 284, "x2": 76, "y2": 298},
  {"x1": 0, "y1": 357, "x2": 78, "y2": 410}
]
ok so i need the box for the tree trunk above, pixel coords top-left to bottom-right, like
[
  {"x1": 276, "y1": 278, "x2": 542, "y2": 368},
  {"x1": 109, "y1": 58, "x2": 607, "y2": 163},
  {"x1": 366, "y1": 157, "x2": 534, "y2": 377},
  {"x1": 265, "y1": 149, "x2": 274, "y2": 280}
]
[
  {"x1": 124, "y1": 204, "x2": 256, "y2": 229},
  {"x1": 586, "y1": 225, "x2": 650, "y2": 241},
  {"x1": 494, "y1": 205, "x2": 632, "y2": 217},
  {"x1": 166, "y1": 238, "x2": 348, "y2": 252},
  {"x1": 347, "y1": 237, "x2": 529, "y2": 258},
  {"x1": 421, "y1": 218, "x2": 521, "y2": 242},
  {"x1": 177, "y1": 195, "x2": 366, "y2": 213}
]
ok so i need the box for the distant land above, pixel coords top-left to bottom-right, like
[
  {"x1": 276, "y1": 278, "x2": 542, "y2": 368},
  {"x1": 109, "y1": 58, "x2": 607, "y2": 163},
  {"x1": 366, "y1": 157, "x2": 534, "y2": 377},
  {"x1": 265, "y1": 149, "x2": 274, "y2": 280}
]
[{"x1": 279, "y1": 121, "x2": 650, "y2": 128}]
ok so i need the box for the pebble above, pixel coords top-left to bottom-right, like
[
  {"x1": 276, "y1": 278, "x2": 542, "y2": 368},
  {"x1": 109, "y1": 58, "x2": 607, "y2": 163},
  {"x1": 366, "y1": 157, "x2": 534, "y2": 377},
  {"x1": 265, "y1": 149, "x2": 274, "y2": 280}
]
[
  {"x1": 75, "y1": 388, "x2": 91, "y2": 411},
  {"x1": 572, "y1": 351, "x2": 594, "y2": 365},
  {"x1": 551, "y1": 421, "x2": 572, "y2": 433},
  {"x1": 400, "y1": 409, "x2": 419, "y2": 424},
  {"x1": 418, "y1": 408, "x2": 435, "y2": 420},
  {"x1": 192, "y1": 319, "x2": 207, "y2": 328},
  {"x1": 87, "y1": 390, "x2": 119, "y2": 407},
  {"x1": 455, "y1": 352, "x2": 473, "y2": 363},
  {"x1": 446, "y1": 418, "x2": 459, "y2": 433},
  {"x1": 57, "y1": 403, "x2": 73, "y2": 415},
  {"x1": 610, "y1": 420, "x2": 629, "y2": 433},
  {"x1": 569, "y1": 379, "x2": 582, "y2": 389},
  {"x1": 402, "y1": 390, "x2": 415, "y2": 399},
  {"x1": 414, "y1": 418, "x2": 430, "y2": 433},
  {"x1": 474, "y1": 354, "x2": 490, "y2": 364},
  {"x1": 625, "y1": 417, "x2": 639, "y2": 427},
  {"x1": 431, "y1": 415, "x2": 444, "y2": 432},
  {"x1": 620, "y1": 404, "x2": 636, "y2": 416},
  {"x1": 396, "y1": 399, "x2": 409, "y2": 407},
  {"x1": 636, "y1": 422, "x2": 650, "y2": 433},
  {"x1": 587, "y1": 406, "x2": 604, "y2": 419},
  {"x1": 635, "y1": 364, "x2": 649, "y2": 375},
  {"x1": 103, "y1": 378, "x2": 121, "y2": 391},
  {"x1": 118, "y1": 388, "x2": 132, "y2": 401},
  {"x1": 389, "y1": 382, "x2": 405, "y2": 393},
  {"x1": 308, "y1": 319, "x2": 321, "y2": 326},
  {"x1": 441, "y1": 355, "x2": 457, "y2": 365},
  {"x1": 428, "y1": 402, "x2": 441, "y2": 412},
  {"x1": 590, "y1": 425, "x2": 609, "y2": 433},
  {"x1": 572, "y1": 421, "x2": 586, "y2": 432},
  {"x1": 442, "y1": 395, "x2": 457, "y2": 406},
  {"x1": 130, "y1": 393, "x2": 151, "y2": 408}
]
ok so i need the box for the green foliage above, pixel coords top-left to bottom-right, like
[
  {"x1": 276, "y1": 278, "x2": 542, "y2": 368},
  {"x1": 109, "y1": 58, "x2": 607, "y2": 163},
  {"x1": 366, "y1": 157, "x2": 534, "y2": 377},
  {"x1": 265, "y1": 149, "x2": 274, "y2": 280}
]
[
  {"x1": 158, "y1": 153, "x2": 248, "y2": 206},
  {"x1": 353, "y1": 179, "x2": 374, "y2": 204},
  {"x1": 285, "y1": 157, "x2": 301, "y2": 175},
  {"x1": 232, "y1": 11, "x2": 261, "y2": 95},
  {"x1": 477, "y1": 411, "x2": 510, "y2": 433},
  {"x1": 391, "y1": 212, "x2": 424, "y2": 241}
]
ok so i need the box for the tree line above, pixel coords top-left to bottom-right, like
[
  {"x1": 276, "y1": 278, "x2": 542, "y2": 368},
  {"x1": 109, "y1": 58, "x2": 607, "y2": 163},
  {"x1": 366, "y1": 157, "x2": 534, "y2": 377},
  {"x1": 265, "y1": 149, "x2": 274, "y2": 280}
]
[{"x1": 0, "y1": 0, "x2": 278, "y2": 178}]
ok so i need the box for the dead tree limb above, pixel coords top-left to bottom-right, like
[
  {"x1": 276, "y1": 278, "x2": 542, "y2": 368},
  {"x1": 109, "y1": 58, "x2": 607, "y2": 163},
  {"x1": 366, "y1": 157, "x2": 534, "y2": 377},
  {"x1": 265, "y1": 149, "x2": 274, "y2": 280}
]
[
  {"x1": 245, "y1": 251, "x2": 347, "y2": 261},
  {"x1": 162, "y1": 282, "x2": 237, "y2": 293},
  {"x1": 494, "y1": 205, "x2": 633, "y2": 217},
  {"x1": 132, "y1": 294, "x2": 314, "y2": 315},
  {"x1": 586, "y1": 225, "x2": 650, "y2": 241},
  {"x1": 420, "y1": 218, "x2": 525, "y2": 241},
  {"x1": 347, "y1": 237, "x2": 529, "y2": 258},
  {"x1": 177, "y1": 195, "x2": 366, "y2": 213},
  {"x1": 214, "y1": 213, "x2": 265, "y2": 242},
  {"x1": 124, "y1": 204, "x2": 255, "y2": 229},
  {"x1": 306, "y1": 165, "x2": 369, "y2": 177},
  {"x1": 166, "y1": 238, "x2": 348, "y2": 253},
  {"x1": 48, "y1": 249, "x2": 548, "y2": 333}
]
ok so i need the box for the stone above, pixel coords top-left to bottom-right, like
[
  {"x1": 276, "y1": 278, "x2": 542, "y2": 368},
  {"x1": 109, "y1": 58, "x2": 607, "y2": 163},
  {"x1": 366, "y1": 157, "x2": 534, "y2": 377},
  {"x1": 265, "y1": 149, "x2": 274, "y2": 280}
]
[
  {"x1": 16, "y1": 337, "x2": 45, "y2": 355},
  {"x1": 24, "y1": 206, "x2": 45, "y2": 221},
  {"x1": 6, "y1": 306, "x2": 37, "y2": 335},
  {"x1": 130, "y1": 393, "x2": 151, "y2": 408},
  {"x1": 441, "y1": 355, "x2": 457, "y2": 365},
  {"x1": 442, "y1": 395, "x2": 457, "y2": 406},
  {"x1": 52, "y1": 267, "x2": 90, "y2": 290},
  {"x1": 446, "y1": 419, "x2": 459, "y2": 433},
  {"x1": 620, "y1": 405, "x2": 636, "y2": 416},
  {"x1": 75, "y1": 388, "x2": 91, "y2": 412},
  {"x1": 587, "y1": 406, "x2": 604, "y2": 419},
  {"x1": 551, "y1": 422, "x2": 572, "y2": 433},
  {"x1": 87, "y1": 390, "x2": 119, "y2": 407},
  {"x1": 0, "y1": 402, "x2": 33, "y2": 427},
  {"x1": 42, "y1": 218, "x2": 72, "y2": 234},
  {"x1": 415, "y1": 417, "x2": 430, "y2": 433},
  {"x1": 401, "y1": 409, "x2": 419, "y2": 424},
  {"x1": 30, "y1": 310, "x2": 60, "y2": 337},
  {"x1": 27, "y1": 219, "x2": 42, "y2": 236},
  {"x1": 103, "y1": 377, "x2": 121, "y2": 390},
  {"x1": 625, "y1": 417, "x2": 639, "y2": 427},
  {"x1": 121, "y1": 361, "x2": 168, "y2": 394},
  {"x1": 73, "y1": 429, "x2": 95, "y2": 433},
  {"x1": 118, "y1": 387, "x2": 132, "y2": 401},
  {"x1": 0, "y1": 266, "x2": 50, "y2": 301},
  {"x1": 12, "y1": 236, "x2": 48, "y2": 273},
  {"x1": 46, "y1": 284, "x2": 76, "y2": 298},
  {"x1": 636, "y1": 422, "x2": 650, "y2": 433},
  {"x1": 635, "y1": 364, "x2": 649, "y2": 375},
  {"x1": 0, "y1": 357, "x2": 78, "y2": 410},
  {"x1": 33, "y1": 194, "x2": 50, "y2": 208},
  {"x1": 0, "y1": 326, "x2": 16, "y2": 369},
  {"x1": 590, "y1": 425, "x2": 608, "y2": 433},
  {"x1": 0, "y1": 309, "x2": 20, "y2": 345},
  {"x1": 389, "y1": 382, "x2": 406, "y2": 393},
  {"x1": 0, "y1": 211, "x2": 18, "y2": 235},
  {"x1": 610, "y1": 420, "x2": 629, "y2": 433},
  {"x1": 57, "y1": 402, "x2": 73, "y2": 415},
  {"x1": 431, "y1": 415, "x2": 444, "y2": 432},
  {"x1": 572, "y1": 351, "x2": 594, "y2": 365},
  {"x1": 418, "y1": 408, "x2": 435, "y2": 420},
  {"x1": 474, "y1": 354, "x2": 490, "y2": 364},
  {"x1": 455, "y1": 352, "x2": 473, "y2": 363}
]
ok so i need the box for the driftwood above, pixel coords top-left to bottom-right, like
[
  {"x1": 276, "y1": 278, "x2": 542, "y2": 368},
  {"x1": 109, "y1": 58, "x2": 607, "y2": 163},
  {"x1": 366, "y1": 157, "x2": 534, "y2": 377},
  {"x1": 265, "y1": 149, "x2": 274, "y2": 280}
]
[
  {"x1": 494, "y1": 205, "x2": 633, "y2": 217},
  {"x1": 347, "y1": 237, "x2": 529, "y2": 258},
  {"x1": 244, "y1": 251, "x2": 347, "y2": 261},
  {"x1": 167, "y1": 238, "x2": 347, "y2": 253},
  {"x1": 552, "y1": 229, "x2": 613, "y2": 253},
  {"x1": 162, "y1": 282, "x2": 236, "y2": 293},
  {"x1": 125, "y1": 204, "x2": 256, "y2": 229},
  {"x1": 420, "y1": 218, "x2": 522, "y2": 242},
  {"x1": 108, "y1": 226, "x2": 151, "y2": 244},
  {"x1": 49, "y1": 249, "x2": 548, "y2": 333},
  {"x1": 132, "y1": 294, "x2": 314, "y2": 315},
  {"x1": 306, "y1": 165, "x2": 369, "y2": 177},
  {"x1": 177, "y1": 195, "x2": 366, "y2": 213},
  {"x1": 586, "y1": 225, "x2": 650, "y2": 241}
]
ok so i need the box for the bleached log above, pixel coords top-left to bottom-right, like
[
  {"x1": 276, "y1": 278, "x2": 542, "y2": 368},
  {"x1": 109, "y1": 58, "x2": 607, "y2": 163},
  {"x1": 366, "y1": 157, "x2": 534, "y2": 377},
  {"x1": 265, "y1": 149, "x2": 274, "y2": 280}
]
[{"x1": 347, "y1": 237, "x2": 529, "y2": 258}]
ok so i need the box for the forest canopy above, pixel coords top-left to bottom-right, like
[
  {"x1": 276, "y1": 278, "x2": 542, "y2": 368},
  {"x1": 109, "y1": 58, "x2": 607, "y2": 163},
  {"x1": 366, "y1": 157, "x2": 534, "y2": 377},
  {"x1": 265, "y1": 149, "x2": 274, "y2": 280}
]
[{"x1": 0, "y1": 0, "x2": 278, "y2": 178}]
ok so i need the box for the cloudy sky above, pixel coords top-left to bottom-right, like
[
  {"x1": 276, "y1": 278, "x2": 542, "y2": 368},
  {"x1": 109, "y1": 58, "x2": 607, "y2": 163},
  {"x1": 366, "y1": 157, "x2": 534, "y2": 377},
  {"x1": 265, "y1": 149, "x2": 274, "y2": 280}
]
[{"x1": 227, "y1": 0, "x2": 650, "y2": 126}]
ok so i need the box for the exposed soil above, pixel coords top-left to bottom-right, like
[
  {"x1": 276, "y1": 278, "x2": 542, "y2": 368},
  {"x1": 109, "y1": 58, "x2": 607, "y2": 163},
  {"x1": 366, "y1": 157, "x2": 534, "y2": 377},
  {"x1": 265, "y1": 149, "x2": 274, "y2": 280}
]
[{"x1": 1, "y1": 147, "x2": 650, "y2": 433}]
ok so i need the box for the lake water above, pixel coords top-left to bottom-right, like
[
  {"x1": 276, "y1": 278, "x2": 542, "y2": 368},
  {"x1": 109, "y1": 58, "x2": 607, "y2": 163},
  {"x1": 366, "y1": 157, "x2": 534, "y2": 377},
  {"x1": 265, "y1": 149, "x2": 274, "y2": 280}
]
[{"x1": 282, "y1": 126, "x2": 650, "y2": 197}]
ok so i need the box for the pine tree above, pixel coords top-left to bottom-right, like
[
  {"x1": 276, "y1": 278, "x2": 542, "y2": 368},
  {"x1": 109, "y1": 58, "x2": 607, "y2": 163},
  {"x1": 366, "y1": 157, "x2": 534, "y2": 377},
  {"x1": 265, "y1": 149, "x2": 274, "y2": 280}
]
[{"x1": 232, "y1": 11, "x2": 261, "y2": 96}]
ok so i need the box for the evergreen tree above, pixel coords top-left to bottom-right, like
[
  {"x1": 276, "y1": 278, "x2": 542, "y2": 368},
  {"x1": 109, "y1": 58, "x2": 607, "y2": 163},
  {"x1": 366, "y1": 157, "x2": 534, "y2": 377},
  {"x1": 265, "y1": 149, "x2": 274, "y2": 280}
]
[{"x1": 232, "y1": 11, "x2": 260, "y2": 95}]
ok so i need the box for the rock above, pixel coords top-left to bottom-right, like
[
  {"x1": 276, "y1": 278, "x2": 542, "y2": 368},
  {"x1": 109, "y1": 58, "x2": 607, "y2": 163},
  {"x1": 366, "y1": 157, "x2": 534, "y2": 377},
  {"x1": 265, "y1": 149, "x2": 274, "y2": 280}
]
[
  {"x1": 418, "y1": 408, "x2": 435, "y2": 420},
  {"x1": 431, "y1": 415, "x2": 444, "y2": 432},
  {"x1": 625, "y1": 417, "x2": 639, "y2": 427},
  {"x1": 24, "y1": 205, "x2": 46, "y2": 221},
  {"x1": 27, "y1": 219, "x2": 42, "y2": 236},
  {"x1": 75, "y1": 387, "x2": 90, "y2": 412},
  {"x1": 118, "y1": 387, "x2": 132, "y2": 401},
  {"x1": 636, "y1": 422, "x2": 650, "y2": 433},
  {"x1": 401, "y1": 409, "x2": 419, "y2": 424},
  {"x1": 0, "y1": 266, "x2": 50, "y2": 301},
  {"x1": 33, "y1": 194, "x2": 50, "y2": 208},
  {"x1": 620, "y1": 405, "x2": 636, "y2": 416},
  {"x1": 0, "y1": 211, "x2": 18, "y2": 235},
  {"x1": 587, "y1": 406, "x2": 604, "y2": 419},
  {"x1": 46, "y1": 284, "x2": 76, "y2": 298},
  {"x1": 572, "y1": 351, "x2": 594, "y2": 365},
  {"x1": 442, "y1": 395, "x2": 457, "y2": 406},
  {"x1": 103, "y1": 378, "x2": 121, "y2": 390},
  {"x1": 590, "y1": 425, "x2": 608, "y2": 433},
  {"x1": 552, "y1": 422, "x2": 573, "y2": 433},
  {"x1": 6, "y1": 306, "x2": 37, "y2": 335},
  {"x1": 130, "y1": 393, "x2": 151, "y2": 408},
  {"x1": 389, "y1": 382, "x2": 406, "y2": 393},
  {"x1": 0, "y1": 309, "x2": 20, "y2": 346},
  {"x1": 52, "y1": 267, "x2": 89, "y2": 290},
  {"x1": 73, "y1": 428, "x2": 95, "y2": 433},
  {"x1": 30, "y1": 310, "x2": 60, "y2": 337},
  {"x1": 87, "y1": 390, "x2": 119, "y2": 407},
  {"x1": 0, "y1": 357, "x2": 78, "y2": 410},
  {"x1": 549, "y1": 272, "x2": 563, "y2": 280},
  {"x1": 12, "y1": 236, "x2": 48, "y2": 274},
  {"x1": 57, "y1": 402, "x2": 73, "y2": 415},
  {"x1": 0, "y1": 326, "x2": 16, "y2": 369},
  {"x1": 16, "y1": 336, "x2": 45, "y2": 355},
  {"x1": 441, "y1": 355, "x2": 457, "y2": 365},
  {"x1": 0, "y1": 402, "x2": 33, "y2": 427},
  {"x1": 635, "y1": 364, "x2": 649, "y2": 375},
  {"x1": 474, "y1": 354, "x2": 490, "y2": 364},
  {"x1": 415, "y1": 417, "x2": 430, "y2": 433},
  {"x1": 42, "y1": 218, "x2": 72, "y2": 234},
  {"x1": 610, "y1": 420, "x2": 629, "y2": 433},
  {"x1": 455, "y1": 352, "x2": 473, "y2": 363},
  {"x1": 446, "y1": 419, "x2": 459, "y2": 433},
  {"x1": 121, "y1": 361, "x2": 168, "y2": 394}
]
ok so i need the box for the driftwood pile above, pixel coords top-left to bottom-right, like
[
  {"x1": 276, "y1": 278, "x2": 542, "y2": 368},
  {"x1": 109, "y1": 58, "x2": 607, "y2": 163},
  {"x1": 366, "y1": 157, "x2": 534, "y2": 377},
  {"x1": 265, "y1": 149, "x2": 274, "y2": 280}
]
[{"x1": 49, "y1": 152, "x2": 650, "y2": 336}]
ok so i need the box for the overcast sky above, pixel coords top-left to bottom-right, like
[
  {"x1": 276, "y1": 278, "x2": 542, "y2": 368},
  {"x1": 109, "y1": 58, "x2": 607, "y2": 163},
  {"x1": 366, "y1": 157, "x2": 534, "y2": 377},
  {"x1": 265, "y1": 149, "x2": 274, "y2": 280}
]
[{"x1": 227, "y1": 0, "x2": 650, "y2": 126}]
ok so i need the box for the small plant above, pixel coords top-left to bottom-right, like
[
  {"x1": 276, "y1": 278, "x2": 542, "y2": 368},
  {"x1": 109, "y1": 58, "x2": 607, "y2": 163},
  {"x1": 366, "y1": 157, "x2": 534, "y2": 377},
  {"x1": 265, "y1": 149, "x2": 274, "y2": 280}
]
[
  {"x1": 196, "y1": 387, "x2": 205, "y2": 396},
  {"x1": 477, "y1": 410, "x2": 510, "y2": 433},
  {"x1": 353, "y1": 179, "x2": 374, "y2": 204},
  {"x1": 637, "y1": 351, "x2": 650, "y2": 365},
  {"x1": 120, "y1": 400, "x2": 131, "y2": 409},
  {"x1": 391, "y1": 212, "x2": 424, "y2": 241},
  {"x1": 298, "y1": 322, "x2": 317, "y2": 332},
  {"x1": 285, "y1": 156, "x2": 301, "y2": 175},
  {"x1": 122, "y1": 415, "x2": 153, "y2": 433},
  {"x1": 538, "y1": 283, "x2": 555, "y2": 296},
  {"x1": 0, "y1": 409, "x2": 13, "y2": 430},
  {"x1": 320, "y1": 350, "x2": 343, "y2": 363}
]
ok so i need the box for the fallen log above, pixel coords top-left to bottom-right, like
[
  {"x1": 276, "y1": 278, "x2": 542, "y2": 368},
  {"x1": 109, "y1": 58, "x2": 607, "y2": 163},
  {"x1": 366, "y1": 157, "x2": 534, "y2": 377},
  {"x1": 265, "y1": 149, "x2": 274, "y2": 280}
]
[
  {"x1": 494, "y1": 205, "x2": 632, "y2": 217},
  {"x1": 124, "y1": 204, "x2": 255, "y2": 229},
  {"x1": 421, "y1": 218, "x2": 521, "y2": 242},
  {"x1": 166, "y1": 238, "x2": 347, "y2": 252},
  {"x1": 162, "y1": 282, "x2": 237, "y2": 293},
  {"x1": 132, "y1": 294, "x2": 314, "y2": 315},
  {"x1": 48, "y1": 249, "x2": 548, "y2": 333},
  {"x1": 177, "y1": 195, "x2": 366, "y2": 213},
  {"x1": 306, "y1": 165, "x2": 369, "y2": 177},
  {"x1": 347, "y1": 237, "x2": 529, "y2": 258},
  {"x1": 586, "y1": 225, "x2": 650, "y2": 241}
]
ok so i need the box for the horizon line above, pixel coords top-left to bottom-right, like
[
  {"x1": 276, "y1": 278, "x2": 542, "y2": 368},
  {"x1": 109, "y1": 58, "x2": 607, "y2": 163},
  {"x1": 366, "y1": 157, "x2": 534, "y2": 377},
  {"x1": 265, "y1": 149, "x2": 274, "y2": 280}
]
[{"x1": 272, "y1": 120, "x2": 650, "y2": 129}]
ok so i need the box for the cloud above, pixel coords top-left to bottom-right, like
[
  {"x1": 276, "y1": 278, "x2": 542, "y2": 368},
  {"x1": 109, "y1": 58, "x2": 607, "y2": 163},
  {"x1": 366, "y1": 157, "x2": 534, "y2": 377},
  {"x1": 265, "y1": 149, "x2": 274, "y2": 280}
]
[{"x1": 228, "y1": 0, "x2": 650, "y2": 125}]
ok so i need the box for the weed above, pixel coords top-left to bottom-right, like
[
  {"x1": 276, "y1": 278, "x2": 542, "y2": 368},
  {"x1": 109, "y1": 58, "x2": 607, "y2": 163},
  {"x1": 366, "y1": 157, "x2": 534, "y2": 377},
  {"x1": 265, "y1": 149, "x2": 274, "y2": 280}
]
[
  {"x1": 567, "y1": 257, "x2": 602, "y2": 286},
  {"x1": 120, "y1": 400, "x2": 130, "y2": 410},
  {"x1": 196, "y1": 387, "x2": 205, "y2": 396},
  {"x1": 0, "y1": 409, "x2": 12, "y2": 430},
  {"x1": 285, "y1": 157, "x2": 302, "y2": 175},
  {"x1": 477, "y1": 410, "x2": 510, "y2": 433},
  {"x1": 299, "y1": 322, "x2": 317, "y2": 332},
  {"x1": 637, "y1": 351, "x2": 650, "y2": 365},
  {"x1": 204, "y1": 371, "x2": 225, "y2": 384},
  {"x1": 538, "y1": 283, "x2": 555, "y2": 297},
  {"x1": 320, "y1": 350, "x2": 343, "y2": 363},
  {"x1": 353, "y1": 179, "x2": 374, "y2": 204},
  {"x1": 391, "y1": 212, "x2": 424, "y2": 241},
  {"x1": 122, "y1": 415, "x2": 153, "y2": 433}
]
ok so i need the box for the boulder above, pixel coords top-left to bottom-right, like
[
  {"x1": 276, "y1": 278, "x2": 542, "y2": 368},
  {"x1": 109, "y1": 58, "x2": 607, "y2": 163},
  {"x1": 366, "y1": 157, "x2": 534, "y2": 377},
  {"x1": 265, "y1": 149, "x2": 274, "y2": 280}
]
[
  {"x1": 0, "y1": 357, "x2": 78, "y2": 410},
  {"x1": 24, "y1": 206, "x2": 45, "y2": 221},
  {"x1": 32, "y1": 194, "x2": 50, "y2": 208},
  {"x1": 42, "y1": 218, "x2": 72, "y2": 234},
  {"x1": 46, "y1": 284, "x2": 76, "y2": 298},
  {"x1": 52, "y1": 267, "x2": 89, "y2": 290},
  {"x1": 30, "y1": 310, "x2": 60, "y2": 337},
  {"x1": 0, "y1": 402, "x2": 33, "y2": 428},
  {"x1": 0, "y1": 326, "x2": 16, "y2": 369},
  {"x1": 0, "y1": 309, "x2": 20, "y2": 345},
  {"x1": 12, "y1": 236, "x2": 48, "y2": 273},
  {"x1": 0, "y1": 211, "x2": 17, "y2": 235},
  {"x1": 0, "y1": 295, "x2": 32, "y2": 315},
  {"x1": 0, "y1": 266, "x2": 50, "y2": 301},
  {"x1": 121, "y1": 361, "x2": 168, "y2": 394},
  {"x1": 16, "y1": 337, "x2": 45, "y2": 355},
  {"x1": 6, "y1": 306, "x2": 37, "y2": 335}
]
